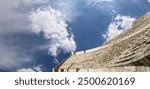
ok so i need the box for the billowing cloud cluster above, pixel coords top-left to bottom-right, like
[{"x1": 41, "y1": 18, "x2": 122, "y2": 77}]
[
  {"x1": 103, "y1": 15, "x2": 136, "y2": 41},
  {"x1": 0, "y1": 0, "x2": 78, "y2": 71},
  {"x1": 29, "y1": 6, "x2": 76, "y2": 57}
]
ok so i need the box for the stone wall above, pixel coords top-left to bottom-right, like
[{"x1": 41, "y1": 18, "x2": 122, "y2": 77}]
[{"x1": 57, "y1": 66, "x2": 150, "y2": 72}]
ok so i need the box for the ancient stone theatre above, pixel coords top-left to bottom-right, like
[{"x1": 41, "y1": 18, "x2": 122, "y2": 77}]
[{"x1": 53, "y1": 11, "x2": 150, "y2": 72}]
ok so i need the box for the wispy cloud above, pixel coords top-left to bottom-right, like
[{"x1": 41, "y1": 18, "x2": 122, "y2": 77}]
[
  {"x1": 86, "y1": 0, "x2": 113, "y2": 7},
  {"x1": 17, "y1": 65, "x2": 42, "y2": 72},
  {"x1": 85, "y1": 0, "x2": 116, "y2": 15},
  {"x1": 103, "y1": 15, "x2": 136, "y2": 41},
  {"x1": 55, "y1": 0, "x2": 81, "y2": 22}
]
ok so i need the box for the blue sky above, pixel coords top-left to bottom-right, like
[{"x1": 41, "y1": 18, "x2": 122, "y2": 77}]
[{"x1": 0, "y1": 0, "x2": 150, "y2": 72}]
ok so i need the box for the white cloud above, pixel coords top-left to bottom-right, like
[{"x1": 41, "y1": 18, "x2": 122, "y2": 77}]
[
  {"x1": 17, "y1": 65, "x2": 42, "y2": 72},
  {"x1": 29, "y1": 6, "x2": 76, "y2": 57},
  {"x1": 103, "y1": 15, "x2": 136, "y2": 41},
  {"x1": 148, "y1": 0, "x2": 150, "y2": 3},
  {"x1": 17, "y1": 68, "x2": 36, "y2": 72}
]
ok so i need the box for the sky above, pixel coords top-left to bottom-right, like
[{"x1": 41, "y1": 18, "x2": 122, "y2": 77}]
[{"x1": 0, "y1": 0, "x2": 150, "y2": 72}]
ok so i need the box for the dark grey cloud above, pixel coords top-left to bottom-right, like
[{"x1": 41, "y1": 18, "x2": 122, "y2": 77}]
[{"x1": 0, "y1": 0, "x2": 48, "y2": 70}]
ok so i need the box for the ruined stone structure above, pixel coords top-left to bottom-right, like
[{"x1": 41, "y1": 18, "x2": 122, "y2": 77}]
[{"x1": 53, "y1": 11, "x2": 150, "y2": 72}]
